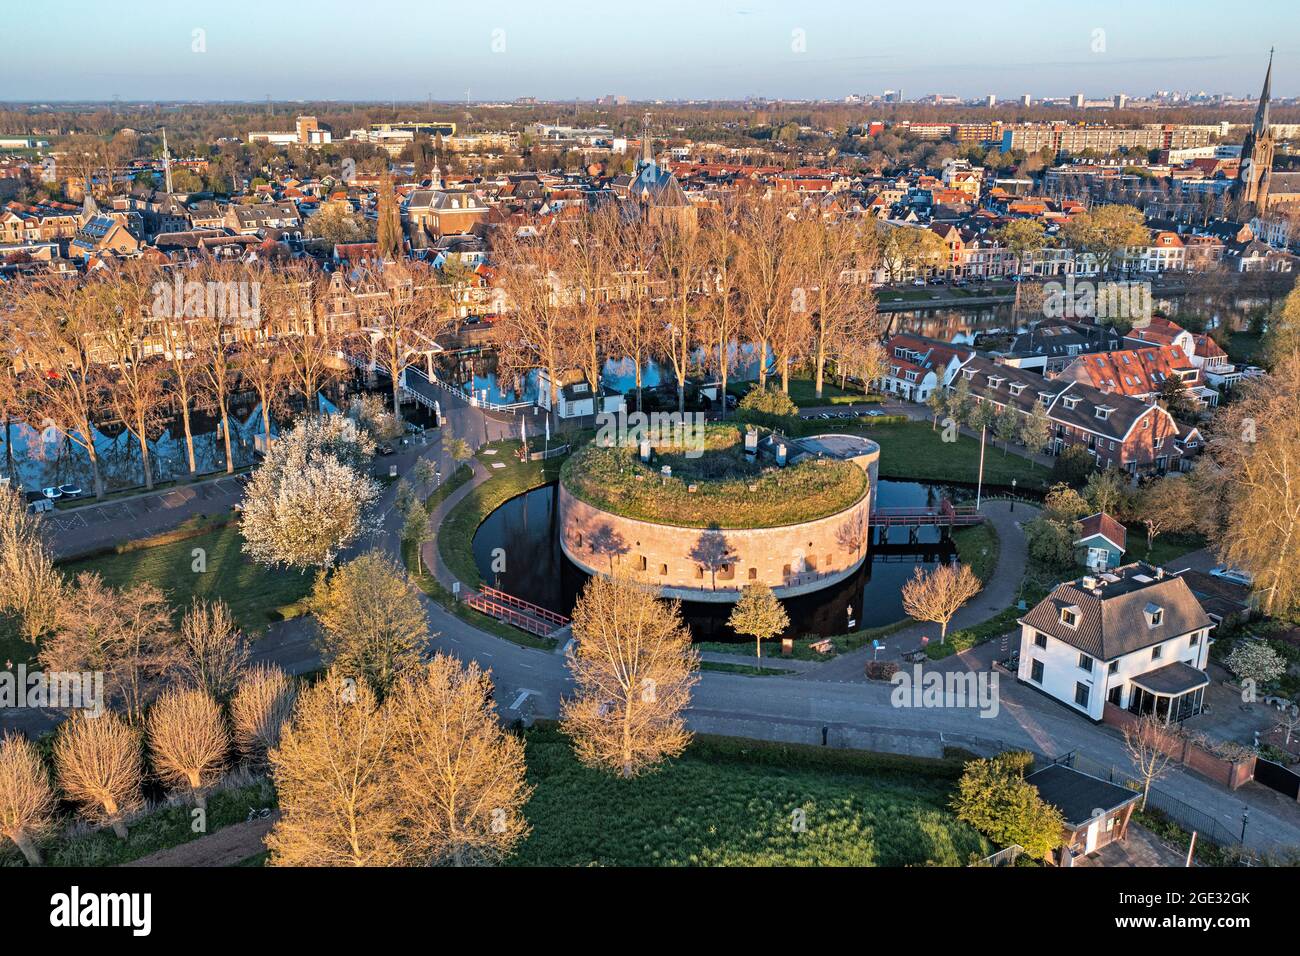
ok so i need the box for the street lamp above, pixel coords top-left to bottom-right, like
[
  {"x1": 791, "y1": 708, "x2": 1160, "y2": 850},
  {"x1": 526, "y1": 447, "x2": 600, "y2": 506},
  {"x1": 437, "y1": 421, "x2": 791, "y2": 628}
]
[
  {"x1": 1240, "y1": 806, "x2": 1250, "y2": 844},
  {"x1": 1010, "y1": 477, "x2": 1017, "y2": 512}
]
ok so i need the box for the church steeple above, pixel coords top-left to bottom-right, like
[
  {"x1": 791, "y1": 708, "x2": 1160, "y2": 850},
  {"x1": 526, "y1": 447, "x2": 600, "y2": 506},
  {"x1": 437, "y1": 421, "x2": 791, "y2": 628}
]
[
  {"x1": 1236, "y1": 50, "x2": 1277, "y2": 212},
  {"x1": 639, "y1": 112, "x2": 654, "y2": 169},
  {"x1": 1253, "y1": 47, "x2": 1273, "y2": 133}
]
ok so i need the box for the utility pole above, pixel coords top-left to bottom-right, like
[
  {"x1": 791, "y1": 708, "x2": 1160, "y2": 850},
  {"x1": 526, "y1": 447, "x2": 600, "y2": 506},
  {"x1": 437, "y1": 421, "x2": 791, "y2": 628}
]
[{"x1": 976, "y1": 423, "x2": 986, "y2": 510}]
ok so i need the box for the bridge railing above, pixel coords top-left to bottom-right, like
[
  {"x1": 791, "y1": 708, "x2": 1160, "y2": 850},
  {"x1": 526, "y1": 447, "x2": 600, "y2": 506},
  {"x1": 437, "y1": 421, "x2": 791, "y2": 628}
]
[{"x1": 479, "y1": 585, "x2": 570, "y2": 627}]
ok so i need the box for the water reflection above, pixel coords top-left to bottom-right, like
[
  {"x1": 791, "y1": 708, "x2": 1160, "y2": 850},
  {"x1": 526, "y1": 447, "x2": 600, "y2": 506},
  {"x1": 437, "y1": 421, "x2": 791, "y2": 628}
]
[{"x1": 472, "y1": 479, "x2": 964, "y2": 641}]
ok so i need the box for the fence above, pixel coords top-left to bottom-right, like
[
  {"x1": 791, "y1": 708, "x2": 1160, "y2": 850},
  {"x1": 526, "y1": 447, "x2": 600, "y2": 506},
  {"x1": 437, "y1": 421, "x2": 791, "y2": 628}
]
[
  {"x1": 1052, "y1": 750, "x2": 1242, "y2": 848},
  {"x1": 973, "y1": 844, "x2": 1024, "y2": 867}
]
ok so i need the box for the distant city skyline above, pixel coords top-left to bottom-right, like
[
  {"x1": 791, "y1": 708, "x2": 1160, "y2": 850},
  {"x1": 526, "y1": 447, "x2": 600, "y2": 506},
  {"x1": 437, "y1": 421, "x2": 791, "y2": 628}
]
[{"x1": 2, "y1": 0, "x2": 1295, "y2": 104}]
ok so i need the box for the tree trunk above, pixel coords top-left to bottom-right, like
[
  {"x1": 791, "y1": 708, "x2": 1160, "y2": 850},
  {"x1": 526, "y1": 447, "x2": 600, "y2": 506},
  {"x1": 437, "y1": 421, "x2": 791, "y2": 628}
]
[
  {"x1": 392, "y1": 374, "x2": 404, "y2": 429},
  {"x1": 758, "y1": 339, "x2": 769, "y2": 389},
  {"x1": 261, "y1": 400, "x2": 272, "y2": 450},
  {"x1": 220, "y1": 405, "x2": 234, "y2": 474},
  {"x1": 136, "y1": 419, "x2": 153, "y2": 491},
  {"x1": 180, "y1": 402, "x2": 196, "y2": 474},
  {"x1": 9, "y1": 828, "x2": 41, "y2": 865}
]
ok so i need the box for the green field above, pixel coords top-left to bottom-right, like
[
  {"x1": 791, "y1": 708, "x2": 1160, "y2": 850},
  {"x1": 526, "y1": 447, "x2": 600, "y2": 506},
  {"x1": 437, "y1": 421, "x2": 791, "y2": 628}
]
[
  {"x1": 60, "y1": 524, "x2": 315, "y2": 633},
  {"x1": 867, "y1": 420, "x2": 1052, "y2": 491},
  {"x1": 511, "y1": 728, "x2": 990, "y2": 866},
  {"x1": 0, "y1": 778, "x2": 277, "y2": 868}
]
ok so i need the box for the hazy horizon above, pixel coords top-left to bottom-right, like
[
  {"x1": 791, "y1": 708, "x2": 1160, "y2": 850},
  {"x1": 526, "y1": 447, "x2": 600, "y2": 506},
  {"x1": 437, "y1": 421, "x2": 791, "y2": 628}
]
[{"x1": 2, "y1": 0, "x2": 1293, "y2": 104}]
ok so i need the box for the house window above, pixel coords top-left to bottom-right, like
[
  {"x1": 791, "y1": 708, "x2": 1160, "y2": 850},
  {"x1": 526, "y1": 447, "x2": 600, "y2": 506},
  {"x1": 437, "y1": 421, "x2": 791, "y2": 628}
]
[
  {"x1": 1060, "y1": 608, "x2": 1078, "y2": 628},
  {"x1": 1034, "y1": 632, "x2": 1047, "y2": 649},
  {"x1": 1074, "y1": 683, "x2": 1091, "y2": 709},
  {"x1": 748, "y1": 567, "x2": 758, "y2": 580},
  {"x1": 1078, "y1": 653, "x2": 1093, "y2": 673},
  {"x1": 1190, "y1": 631, "x2": 1200, "y2": 646},
  {"x1": 1151, "y1": 645, "x2": 1163, "y2": 661},
  {"x1": 1030, "y1": 659, "x2": 1044, "y2": 684},
  {"x1": 1108, "y1": 660, "x2": 1119, "y2": 675},
  {"x1": 659, "y1": 564, "x2": 668, "y2": 576}
]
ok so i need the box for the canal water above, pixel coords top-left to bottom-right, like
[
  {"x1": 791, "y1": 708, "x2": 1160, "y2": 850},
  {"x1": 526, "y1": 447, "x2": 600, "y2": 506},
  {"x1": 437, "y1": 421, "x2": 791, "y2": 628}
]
[{"x1": 471, "y1": 478, "x2": 972, "y2": 642}]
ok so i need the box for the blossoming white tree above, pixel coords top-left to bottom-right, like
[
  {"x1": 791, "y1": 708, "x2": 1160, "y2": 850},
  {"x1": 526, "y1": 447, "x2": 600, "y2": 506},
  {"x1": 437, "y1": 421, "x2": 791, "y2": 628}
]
[{"x1": 241, "y1": 415, "x2": 380, "y2": 570}]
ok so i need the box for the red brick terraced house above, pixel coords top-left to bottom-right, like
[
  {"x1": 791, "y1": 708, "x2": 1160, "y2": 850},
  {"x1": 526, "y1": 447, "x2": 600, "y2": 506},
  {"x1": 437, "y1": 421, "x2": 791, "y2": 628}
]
[{"x1": 953, "y1": 355, "x2": 1184, "y2": 474}]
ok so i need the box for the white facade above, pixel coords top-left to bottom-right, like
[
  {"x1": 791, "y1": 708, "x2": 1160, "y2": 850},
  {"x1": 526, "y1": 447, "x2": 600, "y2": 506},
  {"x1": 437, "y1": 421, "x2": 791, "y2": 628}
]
[{"x1": 1017, "y1": 615, "x2": 1211, "y2": 722}]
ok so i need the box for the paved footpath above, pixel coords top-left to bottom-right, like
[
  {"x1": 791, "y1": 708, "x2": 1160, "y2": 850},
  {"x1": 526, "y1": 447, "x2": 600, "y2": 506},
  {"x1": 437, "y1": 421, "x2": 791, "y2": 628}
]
[{"x1": 812, "y1": 499, "x2": 1038, "y2": 681}]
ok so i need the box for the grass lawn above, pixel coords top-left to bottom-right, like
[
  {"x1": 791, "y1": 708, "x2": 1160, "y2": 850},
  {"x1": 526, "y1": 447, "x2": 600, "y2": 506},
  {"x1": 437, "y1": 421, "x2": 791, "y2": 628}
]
[
  {"x1": 60, "y1": 523, "x2": 315, "y2": 633},
  {"x1": 953, "y1": 522, "x2": 999, "y2": 583},
  {"x1": 562, "y1": 432, "x2": 867, "y2": 529},
  {"x1": 1124, "y1": 526, "x2": 1207, "y2": 567},
  {"x1": 699, "y1": 661, "x2": 793, "y2": 676},
  {"x1": 0, "y1": 628, "x2": 36, "y2": 667},
  {"x1": 0, "y1": 777, "x2": 276, "y2": 868},
  {"x1": 865, "y1": 420, "x2": 1052, "y2": 491},
  {"x1": 510, "y1": 727, "x2": 990, "y2": 866}
]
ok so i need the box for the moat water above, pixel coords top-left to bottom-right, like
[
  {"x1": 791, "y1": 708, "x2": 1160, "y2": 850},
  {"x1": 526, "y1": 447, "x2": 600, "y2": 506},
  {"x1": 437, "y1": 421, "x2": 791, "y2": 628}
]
[{"x1": 471, "y1": 479, "x2": 977, "y2": 642}]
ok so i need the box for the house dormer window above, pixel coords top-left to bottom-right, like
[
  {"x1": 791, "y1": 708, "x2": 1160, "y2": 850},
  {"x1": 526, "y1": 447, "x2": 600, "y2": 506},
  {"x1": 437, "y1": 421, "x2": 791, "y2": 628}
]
[
  {"x1": 1095, "y1": 406, "x2": 1113, "y2": 420},
  {"x1": 1144, "y1": 603, "x2": 1163, "y2": 628},
  {"x1": 1060, "y1": 606, "x2": 1079, "y2": 628},
  {"x1": 1062, "y1": 396, "x2": 1080, "y2": 410}
]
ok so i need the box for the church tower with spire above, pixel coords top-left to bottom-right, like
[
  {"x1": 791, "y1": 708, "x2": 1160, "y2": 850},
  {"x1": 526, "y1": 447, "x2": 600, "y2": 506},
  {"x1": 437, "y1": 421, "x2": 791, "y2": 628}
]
[{"x1": 1235, "y1": 49, "x2": 1275, "y2": 211}]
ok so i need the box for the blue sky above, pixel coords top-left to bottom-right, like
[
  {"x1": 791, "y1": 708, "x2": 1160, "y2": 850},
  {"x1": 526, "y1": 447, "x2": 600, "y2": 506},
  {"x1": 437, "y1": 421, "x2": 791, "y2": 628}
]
[{"x1": 3, "y1": 0, "x2": 1293, "y2": 102}]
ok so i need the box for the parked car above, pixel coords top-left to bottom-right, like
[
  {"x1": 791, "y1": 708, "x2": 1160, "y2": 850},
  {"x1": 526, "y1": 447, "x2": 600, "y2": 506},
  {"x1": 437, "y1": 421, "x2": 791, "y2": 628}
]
[
  {"x1": 1209, "y1": 566, "x2": 1253, "y2": 587},
  {"x1": 865, "y1": 410, "x2": 885, "y2": 418},
  {"x1": 911, "y1": 278, "x2": 926, "y2": 287},
  {"x1": 41, "y1": 487, "x2": 62, "y2": 500},
  {"x1": 235, "y1": 472, "x2": 255, "y2": 488},
  {"x1": 378, "y1": 443, "x2": 395, "y2": 456},
  {"x1": 57, "y1": 483, "x2": 82, "y2": 498},
  {"x1": 27, "y1": 499, "x2": 54, "y2": 515}
]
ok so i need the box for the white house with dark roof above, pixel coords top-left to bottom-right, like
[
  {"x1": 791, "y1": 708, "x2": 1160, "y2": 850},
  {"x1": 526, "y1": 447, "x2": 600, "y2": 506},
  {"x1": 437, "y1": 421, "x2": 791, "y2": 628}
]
[{"x1": 1017, "y1": 562, "x2": 1214, "y2": 724}]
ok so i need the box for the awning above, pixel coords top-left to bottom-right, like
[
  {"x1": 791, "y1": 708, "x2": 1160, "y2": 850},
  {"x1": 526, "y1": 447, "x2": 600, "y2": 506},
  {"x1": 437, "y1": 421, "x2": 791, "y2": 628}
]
[{"x1": 1130, "y1": 661, "x2": 1209, "y2": 696}]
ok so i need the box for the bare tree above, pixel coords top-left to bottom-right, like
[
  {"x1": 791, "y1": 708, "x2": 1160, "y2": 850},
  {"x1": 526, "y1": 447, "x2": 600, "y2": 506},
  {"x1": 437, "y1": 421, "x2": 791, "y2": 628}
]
[
  {"x1": 699, "y1": 201, "x2": 743, "y2": 418},
  {"x1": 40, "y1": 574, "x2": 179, "y2": 724},
  {"x1": 1137, "y1": 474, "x2": 1195, "y2": 553},
  {"x1": 561, "y1": 573, "x2": 700, "y2": 778},
  {"x1": 266, "y1": 671, "x2": 403, "y2": 867},
  {"x1": 901, "y1": 562, "x2": 983, "y2": 645},
  {"x1": 1122, "y1": 714, "x2": 1176, "y2": 810},
  {"x1": 736, "y1": 197, "x2": 797, "y2": 390},
  {"x1": 6, "y1": 278, "x2": 111, "y2": 497},
  {"x1": 0, "y1": 732, "x2": 55, "y2": 865},
  {"x1": 653, "y1": 215, "x2": 708, "y2": 413},
  {"x1": 310, "y1": 550, "x2": 430, "y2": 696},
  {"x1": 147, "y1": 686, "x2": 229, "y2": 810},
  {"x1": 0, "y1": 486, "x2": 63, "y2": 646},
  {"x1": 97, "y1": 266, "x2": 170, "y2": 491},
  {"x1": 492, "y1": 226, "x2": 572, "y2": 422},
  {"x1": 177, "y1": 599, "x2": 249, "y2": 702},
  {"x1": 609, "y1": 211, "x2": 657, "y2": 412},
  {"x1": 1202, "y1": 356, "x2": 1300, "y2": 615},
  {"x1": 557, "y1": 205, "x2": 618, "y2": 405},
  {"x1": 53, "y1": 712, "x2": 143, "y2": 840},
  {"x1": 388, "y1": 655, "x2": 532, "y2": 865},
  {"x1": 231, "y1": 664, "x2": 298, "y2": 767},
  {"x1": 356, "y1": 260, "x2": 444, "y2": 429},
  {"x1": 232, "y1": 338, "x2": 290, "y2": 453}
]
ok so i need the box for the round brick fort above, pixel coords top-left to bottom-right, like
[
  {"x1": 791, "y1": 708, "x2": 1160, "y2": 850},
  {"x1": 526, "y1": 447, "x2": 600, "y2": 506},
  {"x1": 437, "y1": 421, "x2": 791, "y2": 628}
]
[{"x1": 558, "y1": 433, "x2": 879, "y2": 603}]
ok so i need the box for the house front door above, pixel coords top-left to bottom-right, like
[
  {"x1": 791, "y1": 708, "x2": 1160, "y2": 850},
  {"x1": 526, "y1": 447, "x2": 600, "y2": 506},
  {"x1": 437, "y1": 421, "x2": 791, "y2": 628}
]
[{"x1": 1084, "y1": 819, "x2": 1100, "y2": 854}]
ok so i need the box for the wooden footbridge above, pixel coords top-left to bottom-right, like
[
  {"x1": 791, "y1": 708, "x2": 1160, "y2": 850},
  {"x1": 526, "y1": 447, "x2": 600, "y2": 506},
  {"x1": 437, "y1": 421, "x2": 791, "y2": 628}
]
[{"x1": 463, "y1": 584, "x2": 570, "y2": 638}]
